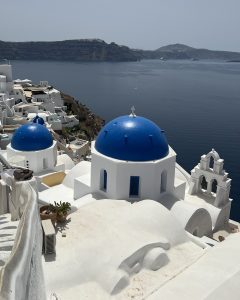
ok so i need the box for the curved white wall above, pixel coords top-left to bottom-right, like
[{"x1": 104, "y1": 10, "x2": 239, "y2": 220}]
[
  {"x1": 170, "y1": 200, "x2": 212, "y2": 237},
  {"x1": 7, "y1": 141, "x2": 57, "y2": 173},
  {"x1": 91, "y1": 142, "x2": 176, "y2": 201}
]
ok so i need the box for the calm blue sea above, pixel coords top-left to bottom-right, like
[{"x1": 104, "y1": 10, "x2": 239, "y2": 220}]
[{"x1": 12, "y1": 59, "x2": 240, "y2": 221}]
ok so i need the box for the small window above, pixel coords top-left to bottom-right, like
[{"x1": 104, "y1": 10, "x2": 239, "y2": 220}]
[
  {"x1": 160, "y1": 170, "x2": 167, "y2": 193},
  {"x1": 129, "y1": 176, "x2": 140, "y2": 197},
  {"x1": 100, "y1": 169, "x2": 107, "y2": 191}
]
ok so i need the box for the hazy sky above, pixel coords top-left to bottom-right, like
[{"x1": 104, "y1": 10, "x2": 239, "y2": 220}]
[{"x1": 1, "y1": 0, "x2": 240, "y2": 51}]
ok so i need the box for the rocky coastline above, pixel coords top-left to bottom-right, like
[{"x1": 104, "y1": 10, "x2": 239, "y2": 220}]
[{"x1": 61, "y1": 92, "x2": 104, "y2": 141}]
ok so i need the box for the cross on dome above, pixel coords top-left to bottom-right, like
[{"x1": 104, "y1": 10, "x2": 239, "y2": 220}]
[{"x1": 129, "y1": 106, "x2": 136, "y2": 118}]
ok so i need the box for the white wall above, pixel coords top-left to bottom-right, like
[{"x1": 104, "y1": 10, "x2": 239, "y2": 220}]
[
  {"x1": 0, "y1": 65, "x2": 13, "y2": 93},
  {"x1": 0, "y1": 65, "x2": 13, "y2": 82},
  {"x1": 0, "y1": 75, "x2": 7, "y2": 93},
  {"x1": 91, "y1": 142, "x2": 176, "y2": 201},
  {"x1": 49, "y1": 89, "x2": 63, "y2": 107}
]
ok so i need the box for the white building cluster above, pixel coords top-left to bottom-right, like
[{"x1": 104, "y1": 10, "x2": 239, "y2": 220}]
[
  {"x1": 0, "y1": 79, "x2": 238, "y2": 299},
  {"x1": 0, "y1": 61, "x2": 79, "y2": 130}
]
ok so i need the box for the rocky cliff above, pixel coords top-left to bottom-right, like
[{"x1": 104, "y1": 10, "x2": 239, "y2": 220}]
[
  {"x1": 0, "y1": 39, "x2": 140, "y2": 62},
  {"x1": 61, "y1": 92, "x2": 104, "y2": 140}
]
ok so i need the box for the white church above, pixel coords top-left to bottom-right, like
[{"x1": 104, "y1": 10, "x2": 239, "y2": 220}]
[
  {"x1": 29, "y1": 108, "x2": 232, "y2": 239},
  {"x1": 0, "y1": 108, "x2": 238, "y2": 300}
]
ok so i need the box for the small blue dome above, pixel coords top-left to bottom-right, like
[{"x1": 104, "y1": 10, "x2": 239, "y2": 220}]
[
  {"x1": 32, "y1": 115, "x2": 45, "y2": 125},
  {"x1": 95, "y1": 115, "x2": 169, "y2": 161},
  {"x1": 11, "y1": 123, "x2": 53, "y2": 151}
]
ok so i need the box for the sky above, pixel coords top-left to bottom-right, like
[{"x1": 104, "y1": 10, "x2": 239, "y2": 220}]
[{"x1": 1, "y1": 0, "x2": 240, "y2": 51}]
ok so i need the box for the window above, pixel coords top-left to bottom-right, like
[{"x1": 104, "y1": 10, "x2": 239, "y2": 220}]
[
  {"x1": 129, "y1": 176, "x2": 140, "y2": 197},
  {"x1": 100, "y1": 169, "x2": 107, "y2": 191}
]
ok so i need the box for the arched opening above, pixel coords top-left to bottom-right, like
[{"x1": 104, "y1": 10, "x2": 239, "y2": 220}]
[
  {"x1": 209, "y1": 156, "x2": 214, "y2": 170},
  {"x1": 160, "y1": 170, "x2": 167, "y2": 193},
  {"x1": 211, "y1": 179, "x2": 218, "y2": 194},
  {"x1": 200, "y1": 175, "x2": 208, "y2": 191},
  {"x1": 100, "y1": 169, "x2": 107, "y2": 191},
  {"x1": 129, "y1": 176, "x2": 140, "y2": 197}
]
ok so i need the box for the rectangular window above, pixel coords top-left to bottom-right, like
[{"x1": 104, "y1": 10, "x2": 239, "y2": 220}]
[
  {"x1": 129, "y1": 176, "x2": 140, "y2": 197},
  {"x1": 103, "y1": 170, "x2": 107, "y2": 190}
]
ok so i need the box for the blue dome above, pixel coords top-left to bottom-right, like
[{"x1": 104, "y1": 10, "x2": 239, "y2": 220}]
[
  {"x1": 95, "y1": 115, "x2": 169, "y2": 161},
  {"x1": 11, "y1": 123, "x2": 53, "y2": 151},
  {"x1": 32, "y1": 115, "x2": 45, "y2": 125}
]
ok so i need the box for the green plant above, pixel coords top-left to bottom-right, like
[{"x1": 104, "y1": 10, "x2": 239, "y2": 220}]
[{"x1": 49, "y1": 201, "x2": 71, "y2": 217}]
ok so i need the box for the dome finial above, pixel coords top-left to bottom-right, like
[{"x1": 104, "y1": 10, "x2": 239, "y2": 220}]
[{"x1": 130, "y1": 106, "x2": 136, "y2": 118}]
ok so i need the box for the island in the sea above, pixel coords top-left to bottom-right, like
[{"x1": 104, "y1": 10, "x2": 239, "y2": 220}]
[{"x1": 1, "y1": 39, "x2": 240, "y2": 62}]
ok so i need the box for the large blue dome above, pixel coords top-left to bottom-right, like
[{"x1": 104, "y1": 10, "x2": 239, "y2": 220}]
[
  {"x1": 95, "y1": 115, "x2": 169, "y2": 161},
  {"x1": 11, "y1": 123, "x2": 53, "y2": 151}
]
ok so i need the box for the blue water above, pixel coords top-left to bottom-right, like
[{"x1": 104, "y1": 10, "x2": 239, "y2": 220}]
[{"x1": 11, "y1": 59, "x2": 240, "y2": 220}]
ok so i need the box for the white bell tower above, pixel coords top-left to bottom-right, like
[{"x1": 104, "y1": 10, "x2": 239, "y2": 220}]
[{"x1": 189, "y1": 149, "x2": 231, "y2": 208}]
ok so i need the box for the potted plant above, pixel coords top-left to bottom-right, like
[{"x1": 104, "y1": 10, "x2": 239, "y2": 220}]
[
  {"x1": 40, "y1": 201, "x2": 71, "y2": 223},
  {"x1": 53, "y1": 201, "x2": 71, "y2": 223}
]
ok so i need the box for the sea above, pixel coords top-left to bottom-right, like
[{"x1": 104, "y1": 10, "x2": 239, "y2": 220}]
[{"x1": 12, "y1": 59, "x2": 240, "y2": 221}]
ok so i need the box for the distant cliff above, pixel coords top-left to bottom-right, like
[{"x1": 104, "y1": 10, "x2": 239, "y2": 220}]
[
  {"x1": 137, "y1": 43, "x2": 240, "y2": 60},
  {"x1": 0, "y1": 39, "x2": 140, "y2": 62},
  {"x1": 1, "y1": 40, "x2": 240, "y2": 62}
]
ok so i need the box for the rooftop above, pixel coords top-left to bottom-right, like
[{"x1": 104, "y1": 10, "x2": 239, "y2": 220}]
[{"x1": 42, "y1": 199, "x2": 204, "y2": 299}]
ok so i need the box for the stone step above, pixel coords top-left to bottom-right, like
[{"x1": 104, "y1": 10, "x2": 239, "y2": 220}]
[{"x1": 0, "y1": 236, "x2": 15, "y2": 243}]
